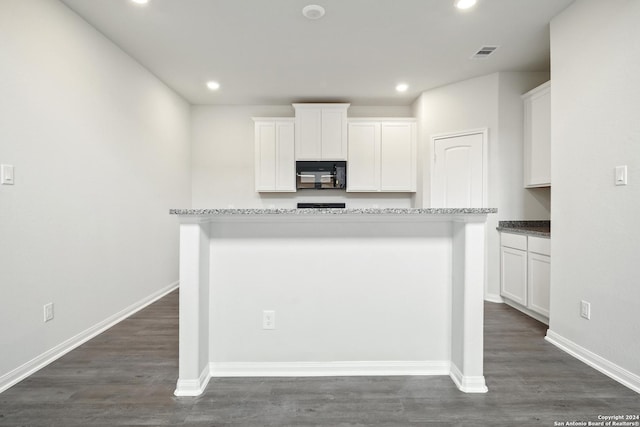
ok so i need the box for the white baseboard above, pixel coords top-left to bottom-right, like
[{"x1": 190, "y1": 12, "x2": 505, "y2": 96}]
[
  {"x1": 503, "y1": 298, "x2": 549, "y2": 325},
  {"x1": 484, "y1": 292, "x2": 504, "y2": 303},
  {"x1": 0, "y1": 281, "x2": 179, "y2": 394},
  {"x1": 545, "y1": 330, "x2": 640, "y2": 394},
  {"x1": 174, "y1": 365, "x2": 211, "y2": 397},
  {"x1": 210, "y1": 360, "x2": 451, "y2": 378},
  {"x1": 449, "y1": 363, "x2": 488, "y2": 393},
  {"x1": 177, "y1": 361, "x2": 491, "y2": 397}
]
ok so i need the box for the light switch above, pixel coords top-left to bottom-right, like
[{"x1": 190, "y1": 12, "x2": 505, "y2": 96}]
[
  {"x1": 615, "y1": 165, "x2": 628, "y2": 186},
  {"x1": 1, "y1": 164, "x2": 14, "y2": 185}
]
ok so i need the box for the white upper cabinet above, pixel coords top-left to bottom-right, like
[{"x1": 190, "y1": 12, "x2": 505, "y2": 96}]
[
  {"x1": 294, "y1": 107, "x2": 321, "y2": 159},
  {"x1": 347, "y1": 122, "x2": 381, "y2": 191},
  {"x1": 380, "y1": 122, "x2": 416, "y2": 192},
  {"x1": 253, "y1": 118, "x2": 295, "y2": 192},
  {"x1": 523, "y1": 81, "x2": 551, "y2": 187},
  {"x1": 347, "y1": 119, "x2": 416, "y2": 192},
  {"x1": 321, "y1": 108, "x2": 347, "y2": 159},
  {"x1": 293, "y1": 104, "x2": 349, "y2": 160}
]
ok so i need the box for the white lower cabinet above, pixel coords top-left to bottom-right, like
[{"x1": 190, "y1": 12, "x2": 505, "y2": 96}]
[
  {"x1": 501, "y1": 246, "x2": 528, "y2": 306},
  {"x1": 528, "y1": 252, "x2": 551, "y2": 317},
  {"x1": 347, "y1": 119, "x2": 416, "y2": 192},
  {"x1": 500, "y1": 233, "x2": 551, "y2": 322},
  {"x1": 253, "y1": 118, "x2": 295, "y2": 192}
]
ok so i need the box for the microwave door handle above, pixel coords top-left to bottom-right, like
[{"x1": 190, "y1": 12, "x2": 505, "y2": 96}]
[
  {"x1": 295, "y1": 173, "x2": 336, "y2": 178},
  {"x1": 320, "y1": 174, "x2": 335, "y2": 185},
  {"x1": 297, "y1": 173, "x2": 317, "y2": 184}
]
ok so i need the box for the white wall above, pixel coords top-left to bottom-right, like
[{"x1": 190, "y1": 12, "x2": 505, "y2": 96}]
[
  {"x1": 412, "y1": 72, "x2": 550, "y2": 301},
  {"x1": 548, "y1": 0, "x2": 640, "y2": 387},
  {"x1": 0, "y1": 0, "x2": 191, "y2": 388},
  {"x1": 191, "y1": 105, "x2": 414, "y2": 208}
]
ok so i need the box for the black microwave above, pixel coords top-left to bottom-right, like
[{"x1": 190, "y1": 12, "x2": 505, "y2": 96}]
[{"x1": 296, "y1": 161, "x2": 346, "y2": 190}]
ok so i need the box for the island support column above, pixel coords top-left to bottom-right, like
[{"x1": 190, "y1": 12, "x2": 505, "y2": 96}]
[
  {"x1": 174, "y1": 218, "x2": 211, "y2": 396},
  {"x1": 450, "y1": 218, "x2": 488, "y2": 393}
]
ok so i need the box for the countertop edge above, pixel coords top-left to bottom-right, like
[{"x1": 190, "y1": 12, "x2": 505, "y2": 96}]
[
  {"x1": 497, "y1": 220, "x2": 551, "y2": 238},
  {"x1": 170, "y1": 208, "x2": 498, "y2": 216},
  {"x1": 496, "y1": 227, "x2": 551, "y2": 238}
]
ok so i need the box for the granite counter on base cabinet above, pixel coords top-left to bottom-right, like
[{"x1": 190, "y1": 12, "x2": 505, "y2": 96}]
[{"x1": 498, "y1": 221, "x2": 551, "y2": 324}]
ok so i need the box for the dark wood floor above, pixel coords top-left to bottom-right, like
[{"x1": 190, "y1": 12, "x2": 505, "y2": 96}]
[{"x1": 0, "y1": 291, "x2": 637, "y2": 426}]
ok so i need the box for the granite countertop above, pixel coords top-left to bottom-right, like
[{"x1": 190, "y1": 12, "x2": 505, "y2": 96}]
[
  {"x1": 496, "y1": 221, "x2": 551, "y2": 238},
  {"x1": 170, "y1": 208, "x2": 497, "y2": 216}
]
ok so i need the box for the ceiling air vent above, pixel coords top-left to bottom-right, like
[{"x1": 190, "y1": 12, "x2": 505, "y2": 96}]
[{"x1": 471, "y1": 45, "x2": 499, "y2": 59}]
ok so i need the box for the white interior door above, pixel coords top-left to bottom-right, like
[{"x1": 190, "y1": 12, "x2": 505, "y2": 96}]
[{"x1": 432, "y1": 131, "x2": 486, "y2": 208}]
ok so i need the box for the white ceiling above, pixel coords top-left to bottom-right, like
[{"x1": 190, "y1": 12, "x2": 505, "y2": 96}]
[{"x1": 59, "y1": 0, "x2": 574, "y2": 106}]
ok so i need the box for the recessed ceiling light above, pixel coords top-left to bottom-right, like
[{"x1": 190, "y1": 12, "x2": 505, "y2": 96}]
[
  {"x1": 454, "y1": 0, "x2": 477, "y2": 10},
  {"x1": 302, "y1": 5, "x2": 326, "y2": 20},
  {"x1": 206, "y1": 81, "x2": 220, "y2": 91},
  {"x1": 131, "y1": 0, "x2": 149, "y2": 5},
  {"x1": 396, "y1": 83, "x2": 409, "y2": 92}
]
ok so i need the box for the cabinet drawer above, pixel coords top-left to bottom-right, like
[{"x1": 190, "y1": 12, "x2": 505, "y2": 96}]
[
  {"x1": 501, "y1": 232, "x2": 527, "y2": 251},
  {"x1": 528, "y1": 236, "x2": 550, "y2": 256}
]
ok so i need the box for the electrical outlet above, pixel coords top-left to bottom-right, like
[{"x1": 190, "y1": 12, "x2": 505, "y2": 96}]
[
  {"x1": 580, "y1": 300, "x2": 591, "y2": 320},
  {"x1": 263, "y1": 310, "x2": 275, "y2": 330},
  {"x1": 44, "y1": 303, "x2": 54, "y2": 322}
]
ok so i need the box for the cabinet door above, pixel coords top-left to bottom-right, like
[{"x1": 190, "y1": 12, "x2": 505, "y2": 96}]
[
  {"x1": 528, "y1": 252, "x2": 550, "y2": 317},
  {"x1": 524, "y1": 83, "x2": 551, "y2": 187},
  {"x1": 255, "y1": 121, "x2": 277, "y2": 191},
  {"x1": 321, "y1": 108, "x2": 347, "y2": 160},
  {"x1": 380, "y1": 122, "x2": 416, "y2": 192},
  {"x1": 347, "y1": 122, "x2": 380, "y2": 192},
  {"x1": 275, "y1": 121, "x2": 295, "y2": 192},
  {"x1": 501, "y1": 246, "x2": 528, "y2": 306},
  {"x1": 295, "y1": 108, "x2": 322, "y2": 160}
]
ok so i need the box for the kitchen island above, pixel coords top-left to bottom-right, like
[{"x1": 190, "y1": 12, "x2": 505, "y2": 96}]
[{"x1": 170, "y1": 208, "x2": 496, "y2": 396}]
